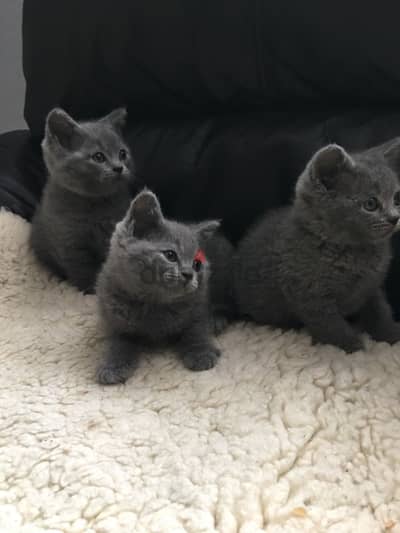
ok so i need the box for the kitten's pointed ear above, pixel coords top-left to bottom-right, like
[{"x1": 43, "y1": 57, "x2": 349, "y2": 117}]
[
  {"x1": 384, "y1": 138, "x2": 400, "y2": 175},
  {"x1": 195, "y1": 220, "x2": 221, "y2": 241},
  {"x1": 45, "y1": 108, "x2": 84, "y2": 151},
  {"x1": 102, "y1": 107, "x2": 127, "y2": 131},
  {"x1": 310, "y1": 144, "x2": 354, "y2": 189},
  {"x1": 125, "y1": 189, "x2": 164, "y2": 237}
]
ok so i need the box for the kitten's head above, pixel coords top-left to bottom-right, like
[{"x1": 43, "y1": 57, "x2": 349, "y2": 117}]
[
  {"x1": 295, "y1": 142, "x2": 400, "y2": 243},
  {"x1": 42, "y1": 107, "x2": 133, "y2": 196},
  {"x1": 107, "y1": 189, "x2": 220, "y2": 302}
]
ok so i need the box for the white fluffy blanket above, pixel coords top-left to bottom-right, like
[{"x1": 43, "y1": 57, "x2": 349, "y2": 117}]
[{"x1": 1, "y1": 211, "x2": 400, "y2": 533}]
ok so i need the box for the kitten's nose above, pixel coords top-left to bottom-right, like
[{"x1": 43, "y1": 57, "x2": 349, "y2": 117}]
[
  {"x1": 388, "y1": 214, "x2": 399, "y2": 226},
  {"x1": 113, "y1": 166, "x2": 123, "y2": 174},
  {"x1": 182, "y1": 270, "x2": 193, "y2": 283}
]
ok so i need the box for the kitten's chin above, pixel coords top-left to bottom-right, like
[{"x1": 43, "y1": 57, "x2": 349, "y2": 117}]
[
  {"x1": 371, "y1": 226, "x2": 397, "y2": 241},
  {"x1": 56, "y1": 175, "x2": 127, "y2": 198},
  {"x1": 162, "y1": 283, "x2": 199, "y2": 301}
]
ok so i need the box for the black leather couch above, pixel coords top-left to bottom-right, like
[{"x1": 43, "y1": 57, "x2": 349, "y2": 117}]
[{"x1": 3, "y1": 0, "x2": 400, "y2": 314}]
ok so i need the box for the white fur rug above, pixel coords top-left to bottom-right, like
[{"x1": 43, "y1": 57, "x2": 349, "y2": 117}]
[{"x1": 1, "y1": 211, "x2": 400, "y2": 533}]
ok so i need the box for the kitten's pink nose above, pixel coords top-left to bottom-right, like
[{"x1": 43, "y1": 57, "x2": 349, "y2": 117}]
[{"x1": 113, "y1": 166, "x2": 123, "y2": 174}]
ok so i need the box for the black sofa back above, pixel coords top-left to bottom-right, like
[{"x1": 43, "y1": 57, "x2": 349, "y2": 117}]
[{"x1": 23, "y1": 0, "x2": 400, "y2": 137}]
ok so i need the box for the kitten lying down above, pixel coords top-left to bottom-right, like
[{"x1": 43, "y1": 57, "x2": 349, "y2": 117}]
[
  {"x1": 30, "y1": 107, "x2": 133, "y2": 293},
  {"x1": 96, "y1": 189, "x2": 230, "y2": 385},
  {"x1": 234, "y1": 141, "x2": 400, "y2": 352}
]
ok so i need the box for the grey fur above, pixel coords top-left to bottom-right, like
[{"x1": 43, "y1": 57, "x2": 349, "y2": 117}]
[
  {"x1": 96, "y1": 189, "x2": 221, "y2": 384},
  {"x1": 201, "y1": 231, "x2": 236, "y2": 333},
  {"x1": 234, "y1": 142, "x2": 400, "y2": 352},
  {"x1": 30, "y1": 107, "x2": 133, "y2": 292}
]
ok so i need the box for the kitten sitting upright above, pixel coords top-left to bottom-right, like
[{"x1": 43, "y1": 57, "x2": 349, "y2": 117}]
[
  {"x1": 30, "y1": 107, "x2": 133, "y2": 293},
  {"x1": 96, "y1": 189, "x2": 221, "y2": 384},
  {"x1": 234, "y1": 142, "x2": 400, "y2": 352}
]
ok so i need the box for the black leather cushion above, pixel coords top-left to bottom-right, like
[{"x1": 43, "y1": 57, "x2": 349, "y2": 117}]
[{"x1": 0, "y1": 131, "x2": 45, "y2": 219}]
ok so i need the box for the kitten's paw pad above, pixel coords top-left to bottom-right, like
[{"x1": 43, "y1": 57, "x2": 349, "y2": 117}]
[
  {"x1": 96, "y1": 365, "x2": 127, "y2": 385},
  {"x1": 183, "y1": 347, "x2": 221, "y2": 371}
]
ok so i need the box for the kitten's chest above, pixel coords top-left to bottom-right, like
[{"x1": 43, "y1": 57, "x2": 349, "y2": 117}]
[
  {"x1": 72, "y1": 194, "x2": 130, "y2": 252},
  {"x1": 87, "y1": 196, "x2": 129, "y2": 234},
  {"x1": 111, "y1": 297, "x2": 195, "y2": 341},
  {"x1": 321, "y1": 245, "x2": 389, "y2": 310}
]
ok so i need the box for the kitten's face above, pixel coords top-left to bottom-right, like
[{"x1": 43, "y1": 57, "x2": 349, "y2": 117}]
[
  {"x1": 109, "y1": 191, "x2": 219, "y2": 302},
  {"x1": 42, "y1": 108, "x2": 133, "y2": 197},
  {"x1": 295, "y1": 144, "x2": 400, "y2": 243}
]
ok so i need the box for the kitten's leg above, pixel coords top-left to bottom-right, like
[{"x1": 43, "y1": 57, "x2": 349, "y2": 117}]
[
  {"x1": 358, "y1": 289, "x2": 400, "y2": 344},
  {"x1": 62, "y1": 251, "x2": 99, "y2": 294},
  {"x1": 210, "y1": 305, "x2": 234, "y2": 336},
  {"x1": 177, "y1": 320, "x2": 221, "y2": 371},
  {"x1": 203, "y1": 233, "x2": 236, "y2": 335},
  {"x1": 97, "y1": 334, "x2": 141, "y2": 385},
  {"x1": 293, "y1": 299, "x2": 365, "y2": 353}
]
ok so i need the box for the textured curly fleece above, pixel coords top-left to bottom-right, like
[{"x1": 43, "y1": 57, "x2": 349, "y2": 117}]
[{"x1": 0, "y1": 211, "x2": 400, "y2": 533}]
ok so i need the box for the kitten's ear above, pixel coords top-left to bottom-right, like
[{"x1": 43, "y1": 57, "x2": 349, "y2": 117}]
[
  {"x1": 125, "y1": 189, "x2": 164, "y2": 237},
  {"x1": 195, "y1": 220, "x2": 221, "y2": 241},
  {"x1": 384, "y1": 138, "x2": 400, "y2": 175},
  {"x1": 102, "y1": 107, "x2": 127, "y2": 131},
  {"x1": 310, "y1": 144, "x2": 354, "y2": 189},
  {"x1": 45, "y1": 108, "x2": 84, "y2": 151}
]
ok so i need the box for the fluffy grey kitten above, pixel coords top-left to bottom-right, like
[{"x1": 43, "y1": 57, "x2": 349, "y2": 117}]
[
  {"x1": 234, "y1": 142, "x2": 400, "y2": 352},
  {"x1": 96, "y1": 189, "x2": 222, "y2": 384},
  {"x1": 30, "y1": 107, "x2": 133, "y2": 293},
  {"x1": 200, "y1": 229, "x2": 235, "y2": 334}
]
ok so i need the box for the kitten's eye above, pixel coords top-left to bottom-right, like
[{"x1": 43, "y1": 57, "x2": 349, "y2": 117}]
[
  {"x1": 119, "y1": 149, "x2": 127, "y2": 161},
  {"x1": 363, "y1": 197, "x2": 379, "y2": 212},
  {"x1": 193, "y1": 259, "x2": 202, "y2": 272},
  {"x1": 394, "y1": 192, "x2": 400, "y2": 207},
  {"x1": 162, "y1": 250, "x2": 178, "y2": 262},
  {"x1": 92, "y1": 152, "x2": 106, "y2": 163}
]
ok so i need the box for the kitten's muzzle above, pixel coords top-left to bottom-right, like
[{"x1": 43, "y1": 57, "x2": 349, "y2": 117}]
[
  {"x1": 181, "y1": 270, "x2": 194, "y2": 283},
  {"x1": 113, "y1": 166, "x2": 124, "y2": 174},
  {"x1": 387, "y1": 214, "x2": 399, "y2": 226}
]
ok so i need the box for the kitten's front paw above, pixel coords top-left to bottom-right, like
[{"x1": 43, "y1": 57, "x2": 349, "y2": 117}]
[
  {"x1": 182, "y1": 346, "x2": 221, "y2": 371},
  {"x1": 339, "y1": 336, "x2": 365, "y2": 354},
  {"x1": 371, "y1": 324, "x2": 400, "y2": 345},
  {"x1": 96, "y1": 364, "x2": 128, "y2": 385},
  {"x1": 312, "y1": 333, "x2": 364, "y2": 353},
  {"x1": 83, "y1": 286, "x2": 96, "y2": 295},
  {"x1": 212, "y1": 313, "x2": 229, "y2": 336}
]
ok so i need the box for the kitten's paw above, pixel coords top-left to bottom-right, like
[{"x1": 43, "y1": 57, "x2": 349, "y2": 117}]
[
  {"x1": 96, "y1": 364, "x2": 128, "y2": 385},
  {"x1": 339, "y1": 336, "x2": 365, "y2": 354},
  {"x1": 182, "y1": 346, "x2": 221, "y2": 371},
  {"x1": 212, "y1": 313, "x2": 229, "y2": 336},
  {"x1": 313, "y1": 334, "x2": 364, "y2": 353},
  {"x1": 83, "y1": 286, "x2": 96, "y2": 295},
  {"x1": 371, "y1": 324, "x2": 400, "y2": 345}
]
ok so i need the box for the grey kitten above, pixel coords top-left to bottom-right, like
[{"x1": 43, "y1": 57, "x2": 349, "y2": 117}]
[
  {"x1": 96, "y1": 189, "x2": 221, "y2": 384},
  {"x1": 200, "y1": 229, "x2": 236, "y2": 334},
  {"x1": 234, "y1": 142, "x2": 400, "y2": 352},
  {"x1": 30, "y1": 107, "x2": 133, "y2": 293}
]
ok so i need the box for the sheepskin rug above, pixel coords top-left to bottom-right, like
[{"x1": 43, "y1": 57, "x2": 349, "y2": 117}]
[{"x1": 1, "y1": 210, "x2": 400, "y2": 533}]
